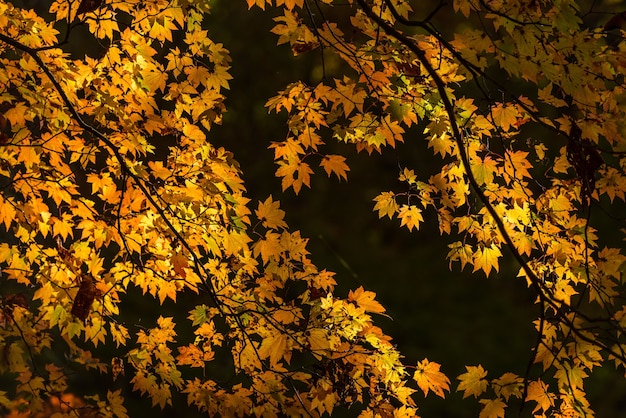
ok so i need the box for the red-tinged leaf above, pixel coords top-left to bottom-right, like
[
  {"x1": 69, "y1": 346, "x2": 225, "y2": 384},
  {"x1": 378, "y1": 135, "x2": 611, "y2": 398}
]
[
  {"x1": 171, "y1": 253, "x2": 188, "y2": 278},
  {"x1": 71, "y1": 275, "x2": 98, "y2": 323},
  {"x1": 414, "y1": 359, "x2": 450, "y2": 398}
]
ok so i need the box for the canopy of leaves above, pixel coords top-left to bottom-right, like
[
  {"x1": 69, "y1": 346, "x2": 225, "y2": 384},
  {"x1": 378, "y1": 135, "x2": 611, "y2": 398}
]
[{"x1": 0, "y1": 0, "x2": 625, "y2": 417}]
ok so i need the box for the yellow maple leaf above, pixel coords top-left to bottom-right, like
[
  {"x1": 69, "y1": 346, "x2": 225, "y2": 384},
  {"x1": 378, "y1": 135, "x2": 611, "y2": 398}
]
[
  {"x1": 427, "y1": 132, "x2": 455, "y2": 157},
  {"x1": 503, "y1": 150, "x2": 532, "y2": 181},
  {"x1": 471, "y1": 156, "x2": 498, "y2": 186},
  {"x1": 472, "y1": 244, "x2": 501, "y2": 276},
  {"x1": 554, "y1": 363, "x2": 587, "y2": 390},
  {"x1": 398, "y1": 204, "x2": 424, "y2": 231},
  {"x1": 258, "y1": 333, "x2": 288, "y2": 367},
  {"x1": 307, "y1": 328, "x2": 330, "y2": 352},
  {"x1": 5, "y1": 102, "x2": 29, "y2": 127},
  {"x1": 255, "y1": 196, "x2": 288, "y2": 229},
  {"x1": 0, "y1": 196, "x2": 17, "y2": 230},
  {"x1": 373, "y1": 191, "x2": 398, "y2": 219},
  {"x1": 276, "y1": 159, "x2": 313, "y2": 194},
  {"x1": 457, "y1": 365, "x2": 488, "y2": 398},
  {"x1": 141, "y1": 67, "x2": 168, "y2": 93},
  {"x1": 253, "y1": 231, "x2": 282, "y2": 264},
  {"x1": 553, "y1": 280, "x2": 578, "y2": 305},
  {"x1": 413, "y1": 359, "x2": 450, "y2": 398}
]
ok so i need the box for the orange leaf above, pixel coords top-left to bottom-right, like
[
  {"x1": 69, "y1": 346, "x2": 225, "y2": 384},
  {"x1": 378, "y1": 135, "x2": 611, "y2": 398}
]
[
  {"x1": 171, "y1": 253, "x2": 188, "y2": 278},
  {"x1": 479, "y1": 398, "x2": 506, "y2": 418},
  {"x1": 348, "y1": 286, "x2": 386, "y2": 314},
  {"x1": 413, "y1": 359, "x2": 450, "y2": 398},
  {"x1": 320, "y1": 154, "x2": 349, "y2": 180},
  {"x1": 255, "y1": 196, "x2": 288, "y2": 230},
  {"x1": 526, "y1": 380, "x2": 555, "y2": 414}
]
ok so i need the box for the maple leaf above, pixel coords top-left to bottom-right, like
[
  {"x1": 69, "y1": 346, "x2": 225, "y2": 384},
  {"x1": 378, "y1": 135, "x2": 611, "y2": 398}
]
[
  {"x1": 427, "y1": 132, "x2": 455, "y2": 157},
  {"x1": 526, "y1": 380, "x2": 555, "y2": 414},
  {"x1": 397, "y1": 204, "x2": 424, "y2": 231},
  {"x1": 492, "y1": 372, "x2": 522, "y2": 401},
  {"x1": 259, "y1": 333, "x2": 289, "y2": 367},
  {"x1": 472, "y1": 244, "x2": 502, "y2": 276},
  {"x1": 320, "y1": 154, "x2": 349, "y2": 180},
  {"x1": 490, "y1": 104, "x2": 519, "y2": 132},
  {"x1": 253, "y1": 231, "x2": 282, "y2": 264},
  {"x1": 413, "y1": 359, "x2": 450, "y2": 398},
  {"x1": 457, "y1": 365, "x2": 488, "y2": 398},
  {"x1": 553, "y1": 280, "x2": 578, "y2": 305},
  {"x1": 503, "y1": 150, "x2": 532, "y2": 182},
  {"x1": 52, "y1": 215, "x2": 74, "y2": 240},
  {"x1": 479, "y1": 398, "x2": 506, "y2": 418},
  {"x1": 471, "y1": 156, "x2": 499, "y2": 186},
  {"x1": 255, "y1": 196, "x2": 288, "y2": 230},
  {"x1": 373, "y1": 192, "x2": 398, "y2": 219},
  {"x1": 348, "y1": 286, "x2": 386, "y2": 314},
  {"x1": 554, "y1": 363, "x2": 587, "y2": 390},
  {"x1": 307, "y1": 328, "x2": 330, "y2": 352},
  {"x1": 276, "y1": 0, "x2": 304, "y2": 10},
  {"x1": 246, "y1": 0, "x2": 268, "y2": 10}
]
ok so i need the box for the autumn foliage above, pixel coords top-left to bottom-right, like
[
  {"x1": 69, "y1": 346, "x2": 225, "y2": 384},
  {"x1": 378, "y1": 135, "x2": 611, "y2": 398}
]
[{"x1": 0, "y1": 0, "x2": 626, "y2": 417}]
